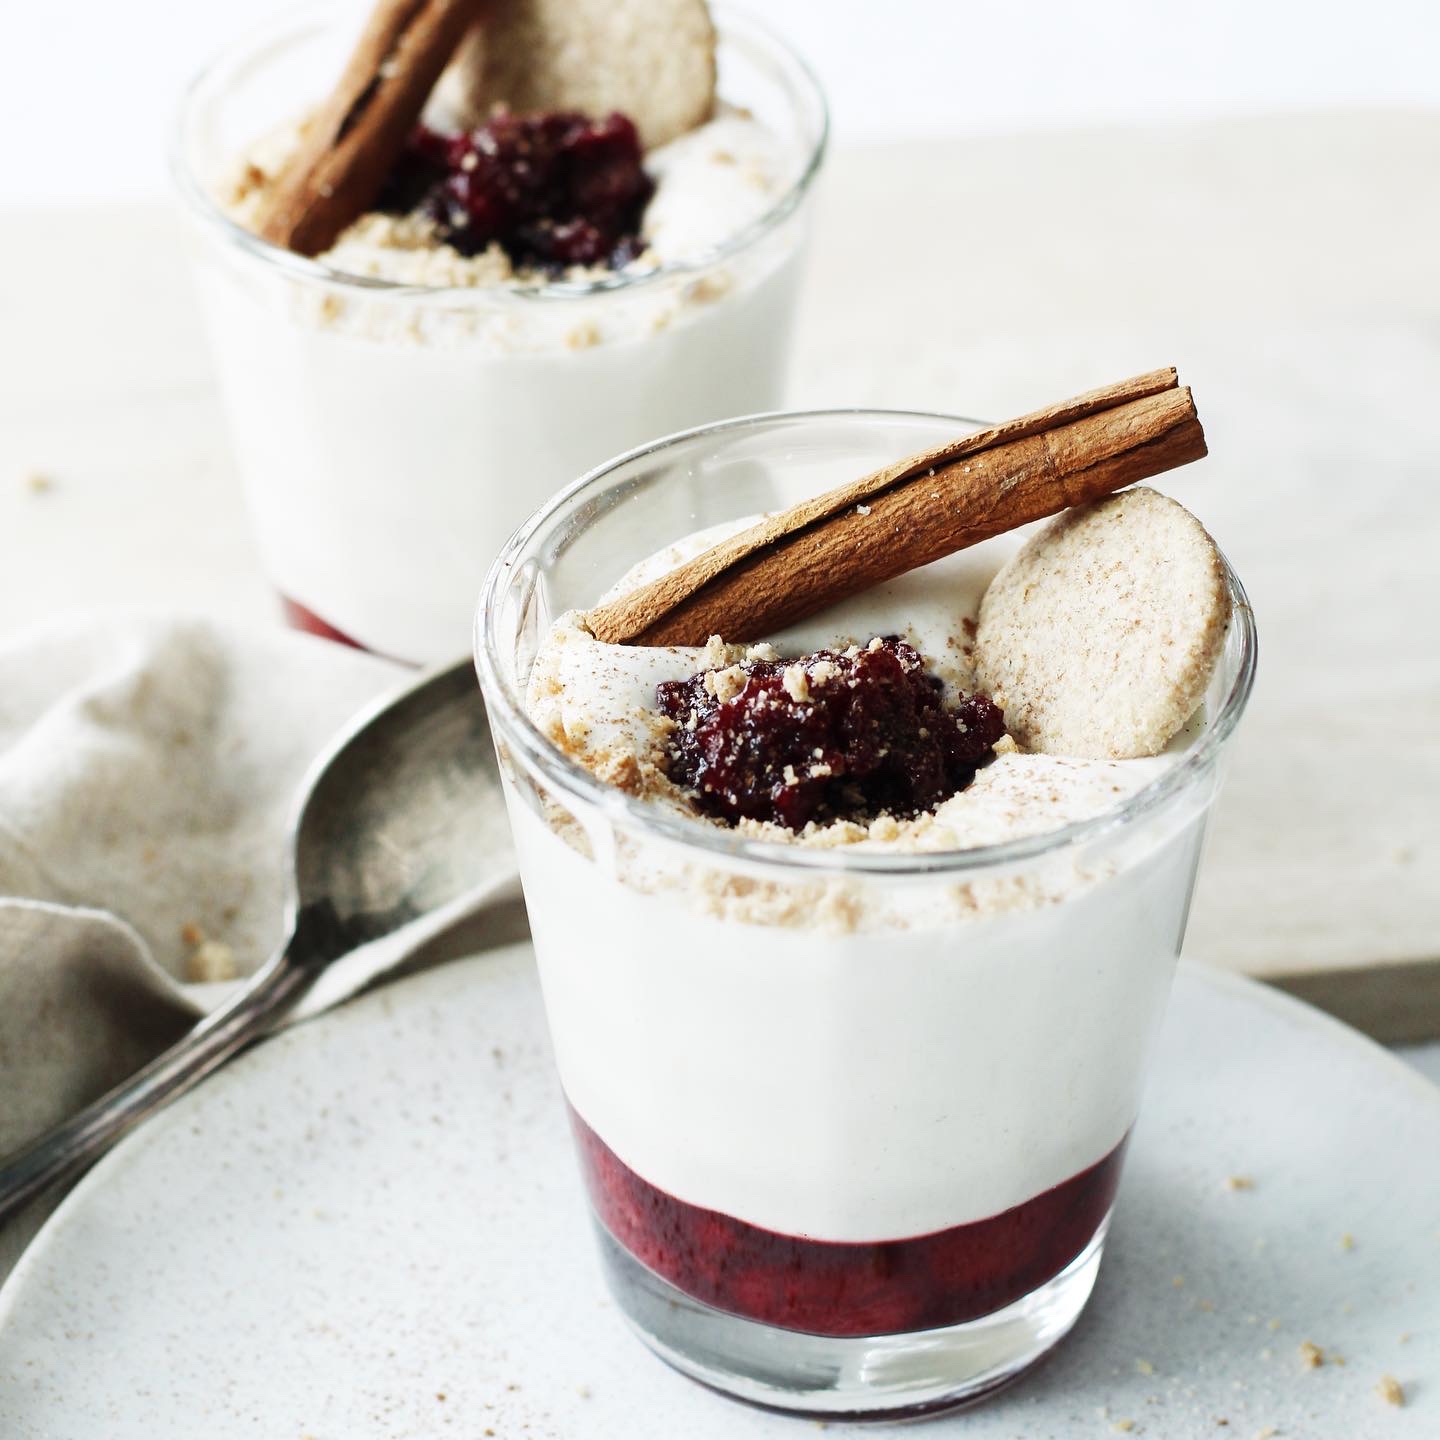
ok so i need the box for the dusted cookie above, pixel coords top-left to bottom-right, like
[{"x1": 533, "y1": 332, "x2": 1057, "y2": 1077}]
[
  {"x1": 975, "y1": 487, "x2": 1230, "y2": 759},
  {"x1": 437, "y1": 0, "x2": 717, "y2": 151}
]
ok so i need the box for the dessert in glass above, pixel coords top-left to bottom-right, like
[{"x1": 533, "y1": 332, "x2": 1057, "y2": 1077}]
[
  {"x1": 475, "y1": 375, "x2": 1257, "y2": 1417},
  {"x1": 173, "y1": 0, "x2": 826, "y2": 662}
]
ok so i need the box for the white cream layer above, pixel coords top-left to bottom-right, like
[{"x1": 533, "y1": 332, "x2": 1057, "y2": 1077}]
[{"x1": 515, "y1": 794, "x2": 1204, "y2": 1240}]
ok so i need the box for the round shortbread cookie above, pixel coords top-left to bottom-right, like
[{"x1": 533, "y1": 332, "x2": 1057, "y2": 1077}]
[
  {"x1": 974, "y1": 486, "x2": 1231, "y2": 760},
  {"x1": 436, "y1": 0, "x2": 717, "y2": 152}
]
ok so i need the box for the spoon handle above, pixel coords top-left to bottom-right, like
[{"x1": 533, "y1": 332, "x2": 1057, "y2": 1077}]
[{"x1": 0, "y1": 947, "x2": 312, "y2": 1224}]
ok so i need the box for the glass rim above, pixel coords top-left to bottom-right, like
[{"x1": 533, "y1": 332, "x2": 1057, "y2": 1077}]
[
  {"x1": 475, "y1": 407, "x2": 1259, "y2": 877},
  {"x1": 169, "y1": 0, "x2": 829, "y2": 304}
]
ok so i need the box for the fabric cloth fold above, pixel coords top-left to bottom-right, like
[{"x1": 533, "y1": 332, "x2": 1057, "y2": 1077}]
[{"x1": 0, "y1": 612, "x2": 516, "y2": 1279}]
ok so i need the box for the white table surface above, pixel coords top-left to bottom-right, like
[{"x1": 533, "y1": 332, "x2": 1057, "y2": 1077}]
[{"x1": 1, "y1": 115, "x2": 1437, "y2": 1066}]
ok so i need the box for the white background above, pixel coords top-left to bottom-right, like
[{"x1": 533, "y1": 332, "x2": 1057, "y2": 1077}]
[{"x1": 6, "y1": 0, "x2": 1440, "y2": 205}]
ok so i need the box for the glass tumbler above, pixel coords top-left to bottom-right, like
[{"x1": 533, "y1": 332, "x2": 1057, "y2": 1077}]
[
  {"x1": 474, "y1": 411, "x2": 1257, "y2": 1419},
  {"x1": 173, "y1": 4, "x2": 826, "y2": 663}
]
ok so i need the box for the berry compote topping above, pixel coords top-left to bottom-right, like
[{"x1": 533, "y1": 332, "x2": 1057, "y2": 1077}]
[
  {"x1": 378, "y1": 110, "x2": 654, "y2": 270},
  {"x1": 656, "y1": 637, "x2": 1007, "y2": 831}
]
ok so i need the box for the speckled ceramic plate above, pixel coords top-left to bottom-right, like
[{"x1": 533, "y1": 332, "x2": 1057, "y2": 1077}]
[{"x1": 0, "y1": 946, "x2": 1436, "y2": 1438}]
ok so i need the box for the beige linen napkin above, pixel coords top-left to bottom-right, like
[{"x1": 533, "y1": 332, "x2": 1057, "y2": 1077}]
[{"x1": 0, "y1": 612, "x2": 518, "y2": 1279}]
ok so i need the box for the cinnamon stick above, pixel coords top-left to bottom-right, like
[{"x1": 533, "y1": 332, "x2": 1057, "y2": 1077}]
[
  {"x1": 586, "y1": 369, "x2": 1207, "y2": 647},
  {"x1": 256, "y1": 0, "x2": 481, "y2": 256}
]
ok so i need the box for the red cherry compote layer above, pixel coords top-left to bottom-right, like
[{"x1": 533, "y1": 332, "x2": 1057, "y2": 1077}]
[
  {"x1": 378, "y1": 111, "x2": 654, "y2": 270},
  {"x1": 573, "y1": 1108, "x2": 1125, "y2": 1337},
  {"x1": 657, "y1": 637, "x2": 1006, "y2": 830},
  {"x1": 280, "y1": 596, "x2": 366, "y2": 651}
]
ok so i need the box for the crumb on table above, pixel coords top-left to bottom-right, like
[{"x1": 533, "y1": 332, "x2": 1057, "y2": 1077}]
[
  {"x1": 1377, "y1": 1374, "x2": 1405, "y2": 1406},
  {"x1": 186, "y1": 938, "x2": 238, "y2": 983}
]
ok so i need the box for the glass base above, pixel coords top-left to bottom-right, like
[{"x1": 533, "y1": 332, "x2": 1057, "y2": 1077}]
[{"x1": 595, "y1": 1215, "x2": 1108, "y2": 1420}]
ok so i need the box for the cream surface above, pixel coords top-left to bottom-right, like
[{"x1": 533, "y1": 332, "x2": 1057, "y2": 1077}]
[{"x1": 640, "y1": 111, "x2": 801, "y2": 263}]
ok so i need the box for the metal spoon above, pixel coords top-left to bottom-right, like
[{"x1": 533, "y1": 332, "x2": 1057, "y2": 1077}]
[{"x1": 0, "y1": 658, "x2": 514, "y2": 1222}]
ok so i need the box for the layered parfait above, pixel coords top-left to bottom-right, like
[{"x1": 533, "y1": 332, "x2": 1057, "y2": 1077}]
[
  {"x1": 477, "y1": 374, "x2": 1256, "y2": 1416},
  {"x1": 176, "y1": 0, "x2": 825, "y2": 660}
]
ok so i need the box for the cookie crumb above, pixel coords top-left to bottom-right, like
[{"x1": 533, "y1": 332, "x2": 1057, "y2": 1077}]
[
  {"x1": 1111, "y1": 1422, "x2": 1136, "y2": 1434},
  {"x1": 22, "y1": 469, "x2": 53, "y2": 494},
  {"x1": 781, "y1": 664, "x2": 811, "y2": 702},
  {"x1": 706, "y1": 664, "x2": 748, "y2": 703},
  {"x1": 684, "y1": 272, "x2": 733, "y2": 305},
  {"x1": 1298, "y1": 1340, "x2": 1324, "y2": 1369},
  {"x1": 186, "y1": 939, "x2": 238, "y2": 983},
  {"x1": 1224, "y1": 1174, "x2": 1255, "y2": 1191},
  {"x1": 180, "y1": 921, "x2": 205, "y2": 946},
  {"x1": 1376, "y1": 1374, "x2": 1404, "y2": 1407},
  {"x1": 1172, "y1": 1274, "x2": 1186, "y2": 1289},
  {"x1": 1254, "y1": 1428, "x2": 1279, "y2": 1440},
  {"x1": 1340, "y1": 1232, "x2": 1355, "y2": 1251},
  {"x1": 1135, "y1": 1358, "x2": 1155, "y2": 1376}
]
